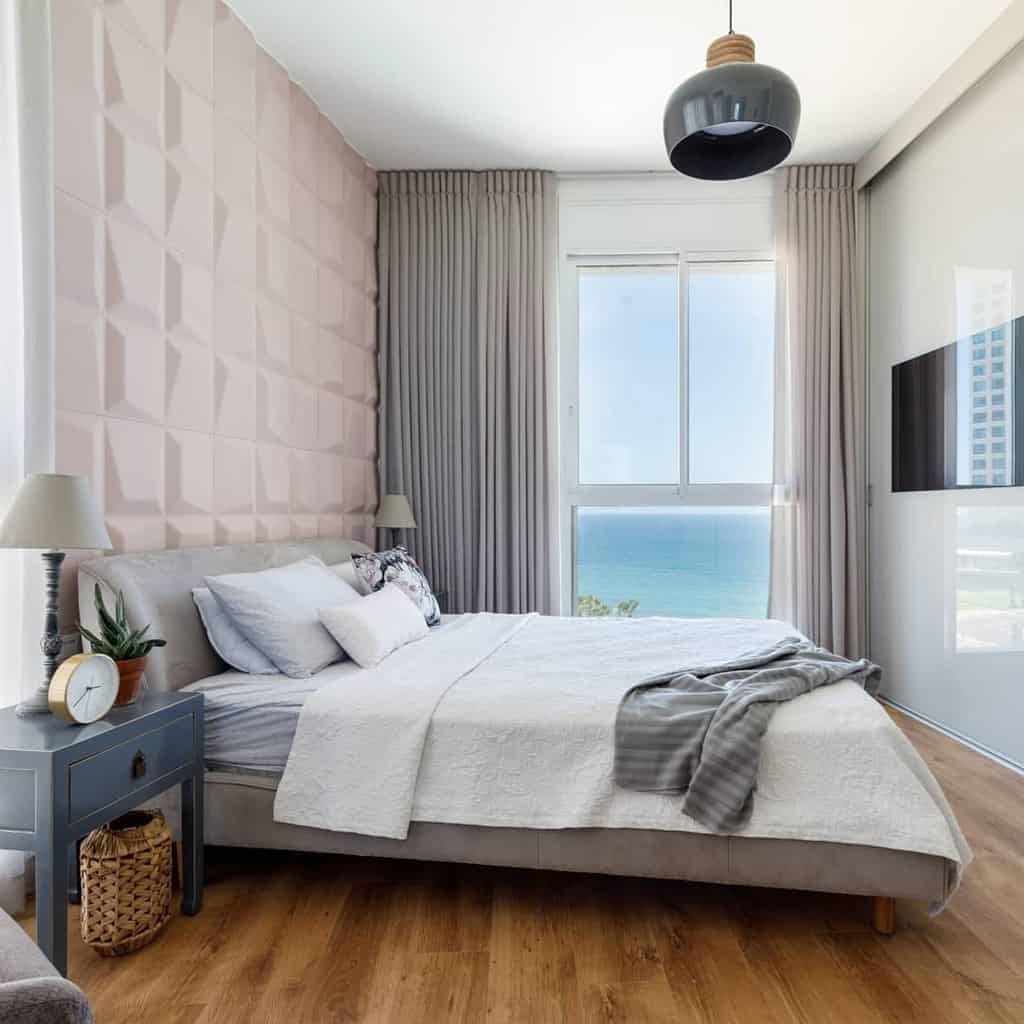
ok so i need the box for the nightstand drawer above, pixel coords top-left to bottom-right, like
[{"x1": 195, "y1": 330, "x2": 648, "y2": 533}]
[{"x1": 68, "y1": 713, "x2": 195, "y2": 824}]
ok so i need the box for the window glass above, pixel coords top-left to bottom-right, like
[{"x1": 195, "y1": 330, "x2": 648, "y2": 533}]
[
  {"x1": 577, "y1": 268, "x2": 679, "y2": 485},
  {"x1": 687, "y1": 266, "x2": 774, "y2": 484},
  {"x1": 575, "y1": 507, "x2": 769, "y2": 618}
]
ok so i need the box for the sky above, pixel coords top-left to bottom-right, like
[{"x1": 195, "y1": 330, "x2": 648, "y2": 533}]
[{"x1": 578, "y1": 266, "x2": 775, "y2": 486}]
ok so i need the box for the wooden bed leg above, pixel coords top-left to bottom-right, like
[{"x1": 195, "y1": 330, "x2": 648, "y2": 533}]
[{"x1": 872, "y1": 896, "x2": 896, "y2": 935}]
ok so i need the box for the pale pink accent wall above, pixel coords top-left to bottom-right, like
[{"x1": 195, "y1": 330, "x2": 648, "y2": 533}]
[{"x1": 51, "y1": 0, "x2": 379, "y2": 618}]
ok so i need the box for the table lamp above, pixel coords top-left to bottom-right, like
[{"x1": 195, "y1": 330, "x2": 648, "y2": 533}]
[
  {"x1": 0, "y1": 473, "x2": 112, "y2": 716},
  {"x1": 375, "y1": 493, "x2": 416, "y2": 550}
]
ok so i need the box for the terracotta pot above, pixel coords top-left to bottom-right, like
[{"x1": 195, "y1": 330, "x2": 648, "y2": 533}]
[{"x1": 114, "y1": 656, "x2": 147, "y2": 706}]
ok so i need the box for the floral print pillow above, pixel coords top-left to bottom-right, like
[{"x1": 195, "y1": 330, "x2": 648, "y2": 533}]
[{"x1": 351, "y1": 546, "x2": 441, "y2": 626}]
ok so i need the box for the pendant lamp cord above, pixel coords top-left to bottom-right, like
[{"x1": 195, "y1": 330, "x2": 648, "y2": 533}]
[{"x1": 728, "y1": 0, "x2": 734, "y2": 34}]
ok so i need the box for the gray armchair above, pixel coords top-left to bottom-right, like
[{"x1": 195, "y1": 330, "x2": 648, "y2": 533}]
[{"x1": 0, "y1": 909, "x2": 92, "y2": 1024}]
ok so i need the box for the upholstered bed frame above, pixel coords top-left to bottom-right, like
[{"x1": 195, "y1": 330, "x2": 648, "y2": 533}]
[{"x1": 79, "y1": 538, "x2": 952, "y2": 932}]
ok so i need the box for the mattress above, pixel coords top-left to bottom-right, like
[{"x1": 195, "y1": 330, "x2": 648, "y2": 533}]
[{"x1": 181, "y1": 669, "x2": 344, "y2": 773}]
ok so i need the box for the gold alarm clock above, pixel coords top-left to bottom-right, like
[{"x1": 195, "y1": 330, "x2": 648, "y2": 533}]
[{"x1": 48, "y1": 653, "x2": 120, "y2": 724}]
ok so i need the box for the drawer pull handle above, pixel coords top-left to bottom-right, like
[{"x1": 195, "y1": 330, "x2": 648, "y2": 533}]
[{"x1": 131, "y1": 750, "x2": 147, "y2": 780}]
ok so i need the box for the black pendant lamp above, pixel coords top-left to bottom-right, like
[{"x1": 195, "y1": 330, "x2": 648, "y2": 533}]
[{"x1": 663, "y1": 0, "x2": 800, "y2": 180}]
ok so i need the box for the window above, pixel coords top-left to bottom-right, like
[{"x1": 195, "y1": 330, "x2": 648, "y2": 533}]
[
  {"x1": 687, "y1": 266, "x2": 774, "y2": 484},
  {"x1": 973, "y1": 444, "x2": 986, "y2": 455},
  {"x1": 992, "y1": 326, "x2": 1006, "y2": 341},
  {"x1": 973, "y1": 412, "x2": 988, "y2": 423},
  {"x1": 565, "y1": 257, "x2": 773, "y2": 618},
  {"x1": 973, "y1": 333, "x2": 987, "y2": 344},
  {"x1": 993, "y1": 345, "x2": 1005, "y2": 358},
  {"x1": 992, "y1": 362, "x2": 1005, "y2": 374},
  {"x1": 993, "y1": 426, "x2": 1006, "y2": 438},
  {"x1": 993, "y1": 409, "x2": 1006, "y2": 422},
  {"x1": 577, "y1": 267, "x2": 678, "y2": 485},
  {"x1": 973, "y1": 458, "x2": 987, "y2": 471},
  {"x1": 974, "y1": 428, "x2": 987, "y2": 439},
  {"x1": 974, "y1": 365, "x2": 986, "y2": 376},
  {"x1": 974, "y1": 380, "x2": 987, "y2": 392},
  {"x1": 992, "y1": 442, "x2": 1007, "y2": 454},
  {"x1": 973, "y1": 349, "x2": 986, "y2": 361},
  {"x1": 574, "y1": 506, "x2": 770, "y2": 617}
]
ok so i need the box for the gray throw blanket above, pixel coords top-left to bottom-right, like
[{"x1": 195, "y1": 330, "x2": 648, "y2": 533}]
[{"x1": 614, "y1": 638, "x2": 881, "y2": 832}]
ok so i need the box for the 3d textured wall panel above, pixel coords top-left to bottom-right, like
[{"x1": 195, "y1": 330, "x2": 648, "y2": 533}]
[{"x1": 52, "y1": 0, "x2": 378, "y2": 616}]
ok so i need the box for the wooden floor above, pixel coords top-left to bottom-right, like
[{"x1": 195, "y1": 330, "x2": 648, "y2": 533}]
[{"x1": 20, "y1": 708, "x2": 1024, "y2": 1023}]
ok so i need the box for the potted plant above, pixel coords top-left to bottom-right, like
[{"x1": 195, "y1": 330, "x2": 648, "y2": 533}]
[{"x1": 78, "y1": 585, "x2": 166, "y2": 706}]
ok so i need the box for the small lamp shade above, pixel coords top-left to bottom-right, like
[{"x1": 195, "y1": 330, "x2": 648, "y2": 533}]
[
  {"x1": 375, "y1": 494, "x2": 416, "y2": 530},
  {"x1": 0, "y1": 473, "x2": 112, "y2": 551}
]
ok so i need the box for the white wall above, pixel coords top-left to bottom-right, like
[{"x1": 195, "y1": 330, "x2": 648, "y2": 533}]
[
  {"x1": 868, "y1": 43, "x2": 1024, "y2": 766},
  {"x1": 558, "y1": 174, "x2": 773, "y2": 257},
  {"x1": 556, "y1": 173, "x2": 774, "y2": 612}
]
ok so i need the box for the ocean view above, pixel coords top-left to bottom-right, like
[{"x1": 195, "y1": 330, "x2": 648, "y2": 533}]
[{"x1": 575, "y1": 507, "x2": 771, "y2": 619}]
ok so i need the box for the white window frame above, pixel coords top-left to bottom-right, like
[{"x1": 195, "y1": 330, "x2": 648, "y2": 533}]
[{"x1": 559, "y1": 250, "x2": 774, "y2": 615}]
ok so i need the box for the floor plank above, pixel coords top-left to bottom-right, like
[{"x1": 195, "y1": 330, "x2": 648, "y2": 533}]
[{"x1": 17, "y1": 709, "x2": 1024, "y2": 1023}]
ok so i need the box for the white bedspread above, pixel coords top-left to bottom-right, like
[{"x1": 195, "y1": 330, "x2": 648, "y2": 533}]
[
  {"x1": 274, "y1": 614, "x2": 971, "y2": 882},
  {"x1": 274, "y1": 613, "x2": 533, "y2": 837}
]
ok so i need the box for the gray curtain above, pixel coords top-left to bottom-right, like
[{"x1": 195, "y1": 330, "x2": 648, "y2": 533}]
[
  {"x1": 377, "y1": 170, "x2": 557, "y2": 614},
  {"x1": 769, "y1": 165, "x2": 867, "y2": 658}
]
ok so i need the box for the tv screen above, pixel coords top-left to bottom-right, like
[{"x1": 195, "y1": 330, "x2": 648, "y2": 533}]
[{"x1": 892, "y1": 316, "x2": 1023, "y2": 492}]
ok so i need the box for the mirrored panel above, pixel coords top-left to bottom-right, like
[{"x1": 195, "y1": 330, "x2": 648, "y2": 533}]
[
  {"x1": 956, "y1": 506, "x2": 1024, "y2": 653},
  {"x1": 892, "y1": 315, "x2": 1023, "y2": 491}
]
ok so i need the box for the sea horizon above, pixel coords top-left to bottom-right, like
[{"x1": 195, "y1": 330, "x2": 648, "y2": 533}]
[{"x1": 575, "y1": 506, "x2": 771, "y2": 619}]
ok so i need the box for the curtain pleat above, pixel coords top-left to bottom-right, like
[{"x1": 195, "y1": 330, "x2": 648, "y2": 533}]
[
  {"x1": 0, "y1": 0, "x2": 55, "y2": 915},
  {"x1": 770, "y1": 165, "x2": 866, "y2": 658},
  {"x1": 376, "y1": 170, "x2": 556, "y2": 614}
]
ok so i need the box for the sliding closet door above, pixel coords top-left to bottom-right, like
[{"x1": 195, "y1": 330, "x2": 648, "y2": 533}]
[{"x1": 868, "y1": 44, "x2": 1024, "y2": 766}]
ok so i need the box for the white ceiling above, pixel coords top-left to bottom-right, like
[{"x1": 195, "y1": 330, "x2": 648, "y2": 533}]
[{"x1": 229, "y1": 0, "x2": 1012, "y2": 172}]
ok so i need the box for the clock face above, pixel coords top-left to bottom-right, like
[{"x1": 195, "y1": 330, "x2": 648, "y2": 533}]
[{"x1": 56, "y1": 654, "x2": 119, "y2": 724}]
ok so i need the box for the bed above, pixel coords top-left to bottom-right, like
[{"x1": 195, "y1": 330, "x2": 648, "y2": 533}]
[{"x1": 78, "y1": 538, "x2": 970, "y2": 932}]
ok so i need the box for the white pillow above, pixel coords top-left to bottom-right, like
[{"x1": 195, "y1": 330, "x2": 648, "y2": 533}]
[
  {"x1": 192, "y1": 587, "x2": 277, "y2": 675},
  {"x1": 327, "y1": 560, "x2": 372, "y2": 595},
  {"x1": 319, "y1": 583, "x2": 428, "y2": 668},
  {"x1": 204, "y1": 556, "x2": 361, "y2": 678}
]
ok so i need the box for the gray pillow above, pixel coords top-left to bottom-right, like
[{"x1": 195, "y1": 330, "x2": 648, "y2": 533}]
[
  {"x1": 192, "y1": 587, "x2": 278, "y2": 675},
  {"x1": 204, "y1": 556, "x2": 361, "y2": 678}
]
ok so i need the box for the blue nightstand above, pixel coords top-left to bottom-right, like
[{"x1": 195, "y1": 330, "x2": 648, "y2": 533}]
[{"x1": 0, "y1": 690, "x2": 204, "y2": 976}]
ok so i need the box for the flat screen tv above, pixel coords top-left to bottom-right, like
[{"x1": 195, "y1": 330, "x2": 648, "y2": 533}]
[{"x1": 892, "y1": 315, "x2": 1023, "y2": 492}]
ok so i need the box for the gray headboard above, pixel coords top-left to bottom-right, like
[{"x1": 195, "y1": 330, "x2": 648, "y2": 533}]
[{"x1": 78, "y1": 538, "x2": 371, "y2": 692}]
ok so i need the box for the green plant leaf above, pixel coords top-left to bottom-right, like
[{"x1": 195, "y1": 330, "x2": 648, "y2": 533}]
[
  {"x1": 87, "y1": 585, "x2": 165, "y2": 659},
  {"x1": 77, "y1": 624, "x2": 108, "y2": 654},
  {"x1": 94, "y1": 584, "x2": 120, "y2": 638}
]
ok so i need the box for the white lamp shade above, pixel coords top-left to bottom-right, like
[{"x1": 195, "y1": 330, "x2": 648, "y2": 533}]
[
  {"x1": 375, "y1": 493, "x2": 416, "y2": 529},
  {"x1": 0, "y1": 473, "x2": 112, "y2": 551}
]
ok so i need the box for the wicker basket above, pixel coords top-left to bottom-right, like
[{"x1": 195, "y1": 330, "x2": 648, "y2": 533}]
[{"x1": 80, "y1": 809, "x2": 173, "y2": 956}]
